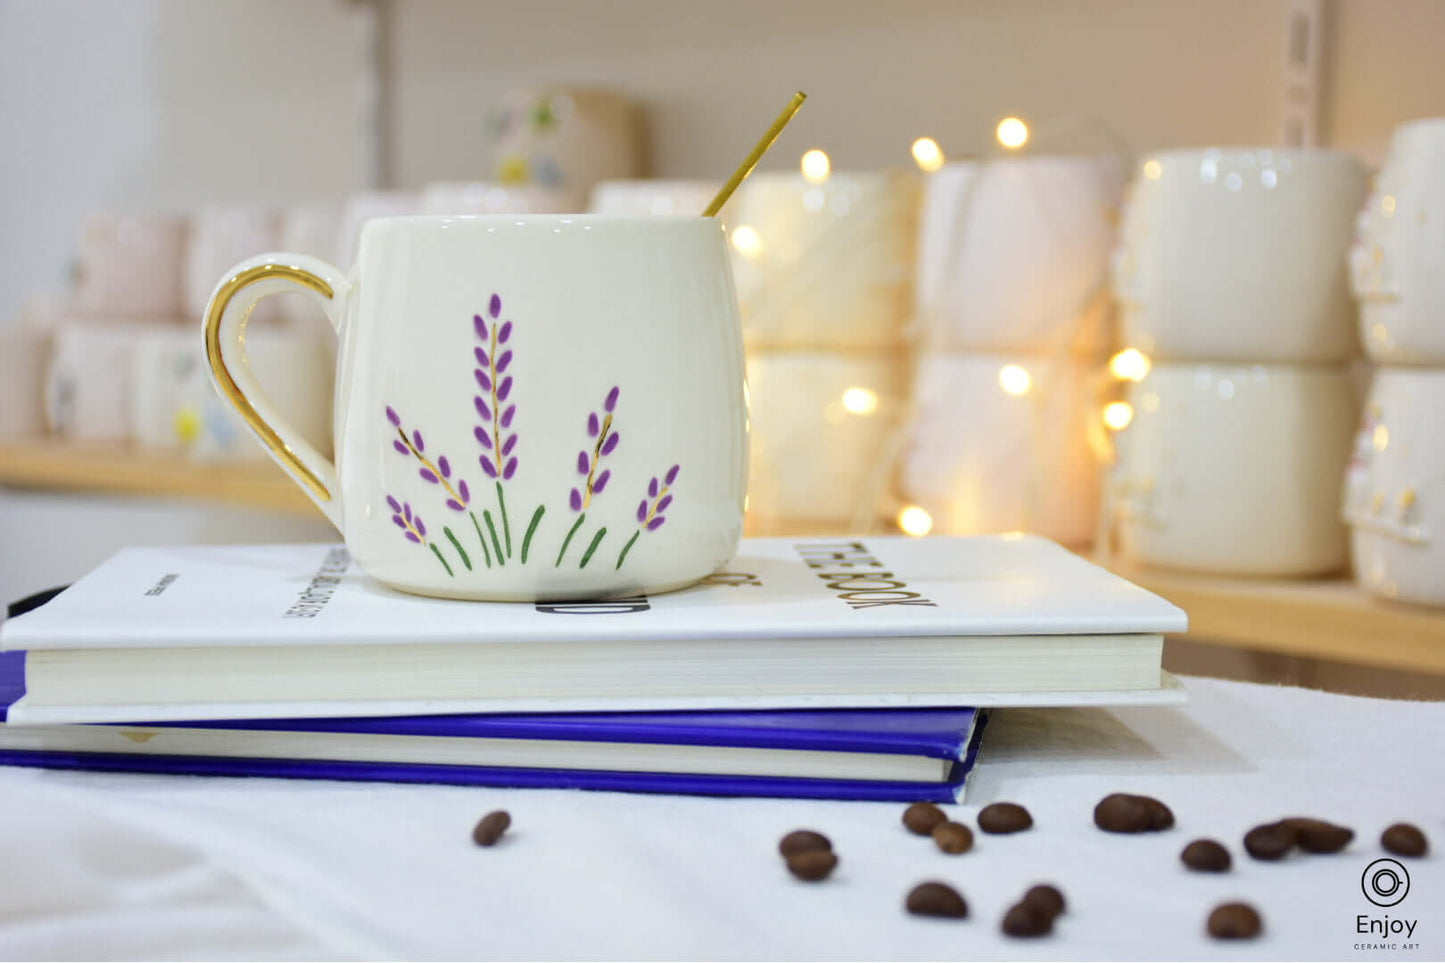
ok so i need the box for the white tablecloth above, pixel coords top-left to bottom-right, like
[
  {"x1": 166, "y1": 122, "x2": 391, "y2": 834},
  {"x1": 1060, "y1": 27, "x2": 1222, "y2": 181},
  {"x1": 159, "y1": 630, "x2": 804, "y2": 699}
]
[{"x1": 0, "y1": 677, "x2": 1439, "y2": 961}]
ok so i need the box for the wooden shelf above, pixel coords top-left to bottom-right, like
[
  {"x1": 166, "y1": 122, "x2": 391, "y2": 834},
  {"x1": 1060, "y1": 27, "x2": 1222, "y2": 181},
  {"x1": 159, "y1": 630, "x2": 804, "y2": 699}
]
[
  {"x1": 1112, "y1": 563, "x2": 1445, "y2": 676},
  {"x1": 0, "y1": 440, "x2": 319, "y2": 518}
]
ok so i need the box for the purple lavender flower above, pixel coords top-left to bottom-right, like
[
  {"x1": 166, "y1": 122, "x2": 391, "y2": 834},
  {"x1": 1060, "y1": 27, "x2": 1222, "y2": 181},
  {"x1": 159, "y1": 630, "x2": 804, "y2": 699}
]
[
  {"x1": 383, "y1": 404, "x2": 473, "y2": 513},
  {"x1": 473, "y1": 295, "x2": 519, "y2": 482},
  {"x1": 385, "y1": 494, "x2": 455, "y2": 576},
  {"x1": 616, "y1": 464, "x2": 681, "y2": 569},
  {"x1": 570, "y1": 386, "x2": 621, "y2": 511}
]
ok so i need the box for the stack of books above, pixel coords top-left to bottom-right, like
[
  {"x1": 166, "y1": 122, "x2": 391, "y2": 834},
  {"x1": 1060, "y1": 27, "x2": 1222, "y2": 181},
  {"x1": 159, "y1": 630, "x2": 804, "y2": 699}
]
[{"x1": 0, "y1": 535, "x2": 1185, "y2": 801}]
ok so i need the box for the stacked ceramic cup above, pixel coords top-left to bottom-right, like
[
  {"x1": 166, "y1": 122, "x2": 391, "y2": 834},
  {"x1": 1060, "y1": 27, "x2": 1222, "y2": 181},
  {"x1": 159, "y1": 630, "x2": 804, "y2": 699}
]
[
  {"x1": 1111, "y1": 148, "x2": 1368, "y2": 575},
  {"x1": 902, "y1": 155, "x2": 1125, "y2": 546},
  {"x1": 727, "y1": 170, "x2": 920, "y2": 533},
  {"x1": 1345, "y1": 118, "x2": 1445, "y2": 606}
]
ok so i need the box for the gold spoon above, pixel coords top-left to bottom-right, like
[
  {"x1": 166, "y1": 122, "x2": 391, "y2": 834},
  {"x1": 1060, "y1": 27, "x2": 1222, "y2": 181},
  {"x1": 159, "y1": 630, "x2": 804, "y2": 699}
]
[{"x1": 702, "y1": 91, "x2": 808, "y2": 216}]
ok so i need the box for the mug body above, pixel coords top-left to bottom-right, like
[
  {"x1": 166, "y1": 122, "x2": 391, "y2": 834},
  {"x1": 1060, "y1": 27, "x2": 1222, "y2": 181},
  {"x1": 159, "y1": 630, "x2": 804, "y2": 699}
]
[
  {"x1": 335, "y1": 215, "x2": 747, "y2": 600},
  {"x1": 1116, "y1": 148, "x2": 1367, "y2": 361},
  {"x1": 1115, "y1": 362, "x2": 1354, "y2": 575},
  {"x1": 1345, "y1": 367, "x2": 1445, "y2": 606}
]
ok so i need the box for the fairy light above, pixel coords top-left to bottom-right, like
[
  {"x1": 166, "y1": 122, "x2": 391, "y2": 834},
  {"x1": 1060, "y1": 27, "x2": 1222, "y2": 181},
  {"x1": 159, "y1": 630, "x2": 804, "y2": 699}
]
[
  {"x1": 840, "y1": 386, "x2": 879, "y2": 416},
  {"x1": 911, "y1": 137, "x2": 945, "y2": 172},
  {"x1": 998, "y1": 364, "x2": 1032, "y2": 396},
  {"x1": 1109, "y1": 348, "x2": 1152, "y2": 382},
  {"x1": 996, "y1": 117, "x2": 1029, "y2": 150},
  {"x1": 1382, "y1": 195, "x2": 1397, "y2": 216},
  {"x1": 1142, "y1": 159, "x2": 1162, "y2": 180},
  {"x1": 801, "y1": 149, "x2": 831, "y2": 184},
  {"x1": 730, "y1": 224, "x2": 762, "y2": 258},
  {"x1": 898, "y1": 505, "x2": 934, "y2": 537},
  {"x1": 1103, "y1": 401, "x2": 1134, "y2": 431},
  {"x1": 1373, "y1": 424, "x2": 1390, "y2": 451}
]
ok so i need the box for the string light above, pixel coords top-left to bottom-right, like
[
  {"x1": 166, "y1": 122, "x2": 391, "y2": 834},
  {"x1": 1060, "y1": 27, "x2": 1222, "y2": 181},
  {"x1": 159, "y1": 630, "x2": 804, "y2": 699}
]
[
  {"x1": 898, "y1": 505, "x2": 934, "y2": 537},
  {"x1": 1103, "y1": 401, "x2": 1134, "y2": 430},
  {"x1": 840, "y1": 386, "x2": 879, "y2": 416},
  {"x1": 1373, "y1": 424, "x2": 1390, "y2": 451},
  {"x1": 1109, "y1": 348, "x2": 1152, "y2": 382},
  {"x1": 1142, "y1": 159, "x2": 1162, "y2": 180},
  {"x1": 911, "y1": 137, "x2": 945, "y2": 172},
  {"x1": 996, "y1": 117, "x2": 1029, "y2": 150},
  {"x1": 801, "y1": 149, "x2": 831, "y2": 184},
  {"x1": 730, "y1": 224, "x2": 762, "y2": 258},
  {"x1": 998, "y1": 364, "x2": 1032, "y2": 396},
  {"x1": 1382, "y1": 195, "x2": 1397, "y2": 215}
]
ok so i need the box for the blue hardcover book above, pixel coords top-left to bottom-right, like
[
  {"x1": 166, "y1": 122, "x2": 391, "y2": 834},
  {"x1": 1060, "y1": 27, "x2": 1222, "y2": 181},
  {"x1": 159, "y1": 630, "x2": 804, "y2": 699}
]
[{"x1": 0, "y1": 651, "x2": 987, "y2": 802}]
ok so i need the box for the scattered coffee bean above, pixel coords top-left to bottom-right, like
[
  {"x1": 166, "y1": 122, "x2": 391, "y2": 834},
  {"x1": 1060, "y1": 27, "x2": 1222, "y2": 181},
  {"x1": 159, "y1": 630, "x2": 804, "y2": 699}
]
[
  {"x1": 1207, "y1": 902, "x2": 1263, "y2": 940},
  {"x1": 1181, "y1": 839, "x2": 1232, "y2": 872},
  {"x1": 1283, "y1": 817, "x2": 1354, "y2": 854},
  {"x1": 1382, "y1": 822, "x2": 1429, "y2": 858},
  {"x1": 1094, "y1": 793, "x2": 1152, "y2": 833},
  {"x1": 1141, "y1": 796, "x2": 1175, "y2": 830},
  {"x1": 471, "y1": 810, "x2": 511, "y2": 847},
  {"x1": 1244, "y1": 821, "x2": 1299, "y2": 861},
  {"x1": 905, "y1": 881, "x2": 968, "y2": 919},
  {"x1": 902, "y1": 802, "x2": 948, "y2": 836},
  {"x1": 932, "y1": 821, "x2": 974, "y2": 854},
  {"x1": 786, "y1": 849, "x2": 838, "y2": 881},
  {"x1": 978, "y1": 802, "x2": 1033, "y2": 834},
  {"x1": 778, "y1": 829, "x2": 832, "y2": 858},
  {"x1": 1022, "y1": 884, "x2": 1066, "y2": 918},
  {"x1": 1002, "y1": 901, "x2": 1053, "y2": 937}
]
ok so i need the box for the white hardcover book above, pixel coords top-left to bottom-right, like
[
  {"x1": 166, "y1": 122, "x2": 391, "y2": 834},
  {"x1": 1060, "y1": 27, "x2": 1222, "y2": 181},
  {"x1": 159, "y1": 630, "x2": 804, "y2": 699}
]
[{"x1": 0, "y1": 536, "x2": 1187, "y2": 724}]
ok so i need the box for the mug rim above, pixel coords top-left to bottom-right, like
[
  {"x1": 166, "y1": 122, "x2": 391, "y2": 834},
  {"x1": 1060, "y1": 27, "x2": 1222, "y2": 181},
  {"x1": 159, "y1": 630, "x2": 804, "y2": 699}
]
[{"x1": 1140, "y1": 146, "x2": 1363, "y2": 168}]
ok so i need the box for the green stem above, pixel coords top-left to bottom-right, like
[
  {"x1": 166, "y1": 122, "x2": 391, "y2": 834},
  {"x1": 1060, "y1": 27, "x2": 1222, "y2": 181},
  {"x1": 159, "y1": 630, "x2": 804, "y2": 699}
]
[
  {"x1": 496, "y1": 482, "x2": 513, "y2": 558},
  {"x1": 521, "y1": 505, "x2": 546, "y2": 563},
  {"x1": 470, "y1": 512, "x2": 492, "y2": 568},
  {"x1": 443, "y1": 527, "x2": 472, "y2": 570},
  {"x1": 579, "y1": 527, "x2": 608, "y2": 569},
  {"x1": 615, "y1": 530, "x2": 641, "y2": 570},
  {"x1": 483, "y1": 510, "x2": 506, "y2": 566},
  {"x1": 428, "y1": 543, "x2": 454, "y2": 577},
  {"x1": 556, "y1": 513, "x2": 586, "y2": 567}
]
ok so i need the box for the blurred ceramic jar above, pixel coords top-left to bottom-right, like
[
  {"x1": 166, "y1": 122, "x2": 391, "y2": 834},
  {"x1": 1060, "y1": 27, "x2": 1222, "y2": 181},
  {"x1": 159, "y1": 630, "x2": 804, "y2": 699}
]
[
  {"x1": 45, "y1": 321, "x2": 167, "y2": 442},
  {"x1": 1350, "y1": 118, "x2": 1445, "y2": 364},
  {"x1": 420, "y1": 182, "x2": 577, "y2": 216},
  {"x1": 589, "y1": 180, "x2": 721, "y2": 218},
  {"x1": 1114, "y1": 149, "x2": 1367, "y2": 361},
  {"x1": 489, "y1": 87, "x2": 641, "y2": 206},
  {"x1": 902, "y1": 352, "x2": 1102, "y2": 546},
  {"x1": 71, "y1": 211, "x2": 187, "y2": 318},
  {"x1": 1114, "y1": 363, "x2": 1355, "y2": 575},
  {"x1": 915, "y1": 155, "x2": 1123, "y2": 357},
  {"x1": 185, "y1": 206, "x2": 281, "y2": 325},
  {"x1": 0, "y1": 327, "x2": 51, "y2": 440},
  {"x1": 1344, "y1": 368, "x2": 1445, "y2": 607},
  {"x1": 729, "y1": 171, "x2": 920, "y2": 351},
  {"x1": 744, "y1": 352, "x2": 907, "y2": 530}
]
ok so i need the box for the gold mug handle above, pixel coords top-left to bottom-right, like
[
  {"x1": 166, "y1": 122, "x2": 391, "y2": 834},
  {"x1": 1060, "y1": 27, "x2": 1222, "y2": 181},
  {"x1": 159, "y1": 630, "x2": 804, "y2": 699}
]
[{"x1": 202, "y1": 254, "x2": 350, "y2": 527}]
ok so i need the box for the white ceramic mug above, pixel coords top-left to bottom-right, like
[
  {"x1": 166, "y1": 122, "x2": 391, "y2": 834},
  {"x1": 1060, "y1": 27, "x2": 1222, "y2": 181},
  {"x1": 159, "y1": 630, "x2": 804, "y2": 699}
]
[
  {"x1": 72, "y1": 211, "x2": 187, "y2": 318},
  {"x1": 1114, "y1": 362, "x2": 1355, "y2": 575},
  {"x1": 1344, "y1": 367, "x2": 1445, "y2": 607},
  {"x1": 1350, "y1": 118, "x2": 1445, "y2": 364},
  {"x1": 203, "y1": 215, "x2": 747, "y2": 601},
  {"x1": 1115, "y1": 149, "x2": 1367, "y2": 361}
]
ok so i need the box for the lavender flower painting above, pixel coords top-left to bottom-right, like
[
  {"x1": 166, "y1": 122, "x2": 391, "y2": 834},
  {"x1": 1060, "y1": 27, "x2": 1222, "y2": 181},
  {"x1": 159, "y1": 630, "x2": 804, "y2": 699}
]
[
  {"x1": 474, "y1": 293, "x2": 529, "y2": 565},
  {"x1": 386, "y1": 405, "x2": 483, "y2": 570},
  {"x1": 616, "y1": 464, "x2": 680, "y2": 569},
  {"x1": 556, "y1": 386, "x2": 620, "y2": 568},
  {"x1": 386, "y1": 495, "x2": 453, "y2": 576}
]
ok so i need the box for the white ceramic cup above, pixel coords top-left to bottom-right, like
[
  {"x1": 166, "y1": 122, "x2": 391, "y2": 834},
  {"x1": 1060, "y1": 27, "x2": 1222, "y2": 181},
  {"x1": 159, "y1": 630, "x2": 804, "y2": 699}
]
[
  {"x1": 1344, "y1": 367, "x2": 1445, "y2": 607},
  {"x1": 1114, "y1": 362, "x2": 1355, "y2": 575},
  {"x1": 46, "y1": 320, "x2": 173, "y2": 443},
  {"x1": 420, "y1": 182, "x2": 579, "y2": 216},
  {"x1": 71, "y1": 211, "x2": 187, "y2": 318},
  {"x1": 203, "y1": 215, "x2": 747, "y2": 601},
  {"x1": 0, "y1": 327, "x2": 51, "y2": 440},
  {"x1": 915, "y1": 155, "x2": 1123, "y2": 356},
  {"x1": 1115, "y1": 149, "x2": 1367, "y2": 361},
  {"x1": 902, "y1": 352, "x2": 1103, "y2": 546},
  {"x1": 1350, "y1": 118, "x2": 1445, "y2": 364}
]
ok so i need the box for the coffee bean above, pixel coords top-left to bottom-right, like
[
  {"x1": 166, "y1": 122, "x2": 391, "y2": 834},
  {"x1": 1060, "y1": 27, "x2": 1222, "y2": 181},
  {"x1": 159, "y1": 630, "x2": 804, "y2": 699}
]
[
  {"x1": 1094, "y1": 793, "x2": 1152, "y2": 833},
  {"x1": 471, "y1": 810, "x2": 511, "y2": 847},
  {"x1": 778, "y1": 829, "x2": 832, "y2": 858},
  {"x1": 1207, "y1": 902, "x2": 1263, "y2": 940},
  {"x1": 1002, "y1": 901, "x2": 1053, "y2": 937},
  {"x1": 1022, "y1": 884, "x2": 1065, "y2": 918},
  {"x1": 978, "y1": 802, "x2": 1033, "y2": 834},
  {"x1": 1244, "y1": 821, "x2": 1298, "y2": 861},
  {"x1": 1181, "y1": 839, "x2": 1232, "y2": 872},
  {"x1": 905, "y1": 881, "x2": 968, "y2": 919},
  {"x1": 1382, "y1": 823, "x2": 1429, "y2": 858},
  {"x1": 902, "y1": 802, "x2": 948, "y2": 836},
  {"x1": 932, "y1": 821, "x2": 974, "y2": 854},
  {"x1": 1283, "y1": 817, "x2": 1354, "y2": 854},
  {"x1": 1140, "y1": 795, "x2": 1175, "y2": 830},
  {"x1": 786, "y1": 849, "x2": 838, "y2": 881}
]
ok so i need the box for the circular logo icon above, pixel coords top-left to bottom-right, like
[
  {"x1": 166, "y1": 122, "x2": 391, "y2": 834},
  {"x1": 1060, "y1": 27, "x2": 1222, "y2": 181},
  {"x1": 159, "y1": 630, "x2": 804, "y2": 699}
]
[{"x1": 1362, "y1": 858, "x2": 1411, "y2": 907}]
